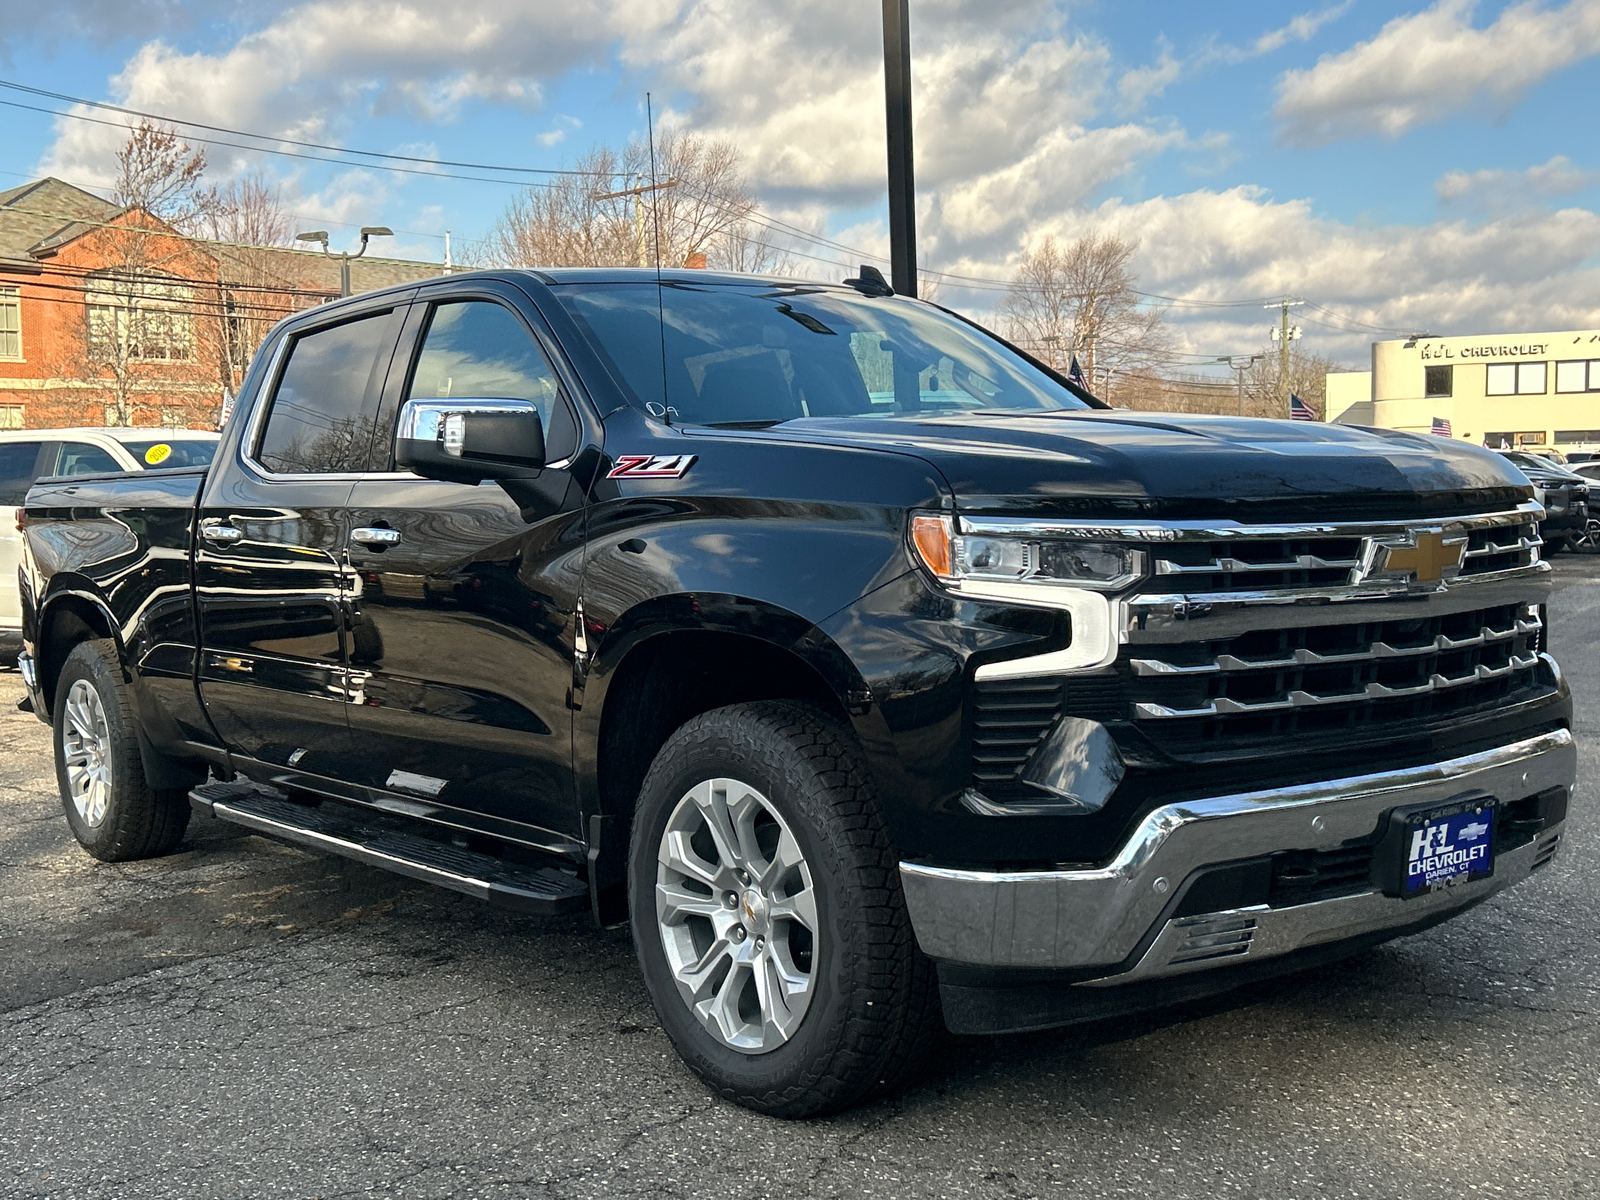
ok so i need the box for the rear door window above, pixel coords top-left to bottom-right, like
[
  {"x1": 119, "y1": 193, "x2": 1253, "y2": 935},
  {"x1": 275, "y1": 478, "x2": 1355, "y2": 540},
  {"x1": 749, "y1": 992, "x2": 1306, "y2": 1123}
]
[
  {"x1": 0, "y1": 441, "x2": 43, "y2": 504},
  {"x1": 122, "y1": 439, "x2": 219, "y2": 469},
  {"x1": 56, "y1": 442, "x2": 124, "y2": 477},
  {"x1": 256, "y1": 309, "x2": 398, "y2": 474}
]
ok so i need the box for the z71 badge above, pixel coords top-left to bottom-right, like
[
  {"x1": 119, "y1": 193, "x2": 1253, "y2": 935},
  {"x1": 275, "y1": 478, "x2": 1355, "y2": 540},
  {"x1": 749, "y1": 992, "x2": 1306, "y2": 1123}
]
[{"x1": 607, "y1": 454, "x2": 697, "y2": 480}]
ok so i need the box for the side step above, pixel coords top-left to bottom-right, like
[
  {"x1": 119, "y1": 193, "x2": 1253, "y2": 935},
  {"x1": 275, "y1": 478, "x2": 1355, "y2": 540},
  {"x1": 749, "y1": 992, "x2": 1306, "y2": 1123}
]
[{"x1": 190, "y1": 781, "x2": 589, "y2": 916}]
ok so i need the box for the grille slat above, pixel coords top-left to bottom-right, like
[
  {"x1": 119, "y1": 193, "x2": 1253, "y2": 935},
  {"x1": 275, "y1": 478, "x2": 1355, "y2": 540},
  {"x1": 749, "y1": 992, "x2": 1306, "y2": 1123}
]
[{"x1": 1124, "y1": 600, "x2": 1548, "y2": 747}]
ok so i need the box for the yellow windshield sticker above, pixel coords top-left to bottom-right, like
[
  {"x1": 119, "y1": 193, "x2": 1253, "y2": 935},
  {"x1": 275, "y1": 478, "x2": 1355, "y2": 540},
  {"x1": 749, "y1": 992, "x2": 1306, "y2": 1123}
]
[{"x1": 144, "y1": 443, "x2": 172, "y2": 466}]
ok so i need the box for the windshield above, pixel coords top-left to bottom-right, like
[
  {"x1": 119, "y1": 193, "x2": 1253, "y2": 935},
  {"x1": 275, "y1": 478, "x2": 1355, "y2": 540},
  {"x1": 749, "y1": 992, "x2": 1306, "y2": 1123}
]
[
  {"x1": 121, "y1": 438, "x2": 218, "y2": 469},
  {"x1": 553, "y1": 281, "x2": 1091, "y2": 426}
]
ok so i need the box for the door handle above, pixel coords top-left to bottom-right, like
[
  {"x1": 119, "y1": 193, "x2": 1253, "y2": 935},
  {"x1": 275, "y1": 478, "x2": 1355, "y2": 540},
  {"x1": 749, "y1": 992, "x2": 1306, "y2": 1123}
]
[
  {"x1": 350, "y1": 527, "x2": 402, "y2": 547},
  {"x1": 199, "y1": 518, "x2": 243, "y2": 545}
]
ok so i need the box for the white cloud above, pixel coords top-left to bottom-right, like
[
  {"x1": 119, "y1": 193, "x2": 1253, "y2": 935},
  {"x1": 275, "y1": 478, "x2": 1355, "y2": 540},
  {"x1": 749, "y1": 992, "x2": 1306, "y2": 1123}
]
[
  {"x1": 1436, "y1": 155, "x2": 1596, "y2": 207},
  {"x1": 1275, "y1": 0, "x2": 1600, "y2": 146},
  {"x1": 1117, "y1": 45, "x2": 1181, "y2": 113},
  {"x1": 535, "y1": 116, "x2": 583, "y2": 148},
  {"x1": 1250, "y1": 1, "x2": 1354, "y2": 55},
  {"x1": 37, "y1": 0, "x2": 637, "y2": 189},
  {"x1": 32, "y1": 0, "x2": 1600, "y2": 367}
]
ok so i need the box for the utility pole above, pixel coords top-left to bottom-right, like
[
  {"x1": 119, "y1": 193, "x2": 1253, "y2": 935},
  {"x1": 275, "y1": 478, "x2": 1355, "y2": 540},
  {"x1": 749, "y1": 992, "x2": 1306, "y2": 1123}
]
[
  {"x1": 295, "y1": 226, "x2": 393, "y2": 297},
  {"x1": 593, "y1": 176, "x2": 679, "y2": 266},
  {"x1": 1265, "y1": 298, "x2": 1303, "y2": 414},
  {"x1": 882, "y1": 0, "x2": 917, "y2": 297}
]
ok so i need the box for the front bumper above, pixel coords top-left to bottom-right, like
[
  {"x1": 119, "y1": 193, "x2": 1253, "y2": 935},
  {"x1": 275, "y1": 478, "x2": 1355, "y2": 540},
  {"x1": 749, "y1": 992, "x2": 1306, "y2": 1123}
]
[{"x1": 901, "y1": 728, "x2": 1574, "y2": 982}]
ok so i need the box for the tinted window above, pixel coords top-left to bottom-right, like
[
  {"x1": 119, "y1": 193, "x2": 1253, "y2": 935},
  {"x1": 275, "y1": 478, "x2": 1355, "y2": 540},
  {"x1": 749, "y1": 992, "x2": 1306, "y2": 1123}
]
[
  {"x1": 555, "y1": 282, "x2": 1091, "y2": 426},
  {"x1": 408, "y1": 301, "x2": 562, "y2": 424},
  {"x1": 0, "y1": 441, "x2": 42, "y2": 505},
  {"x1": 57, "y1": 442, "x2": 123, "y2": 476},
  {"x1": 122, "y1": 439, "x2": 219, "y2": 469},
  {"x1": 257, "y1": 311, "x2": 394, "y2": 474}
]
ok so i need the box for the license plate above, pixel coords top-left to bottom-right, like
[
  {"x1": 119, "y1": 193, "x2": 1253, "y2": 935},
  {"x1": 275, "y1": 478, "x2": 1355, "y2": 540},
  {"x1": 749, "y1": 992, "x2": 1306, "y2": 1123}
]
[{"x1": 1402, "y1": 798, "x2": 1495, "y2": 896}]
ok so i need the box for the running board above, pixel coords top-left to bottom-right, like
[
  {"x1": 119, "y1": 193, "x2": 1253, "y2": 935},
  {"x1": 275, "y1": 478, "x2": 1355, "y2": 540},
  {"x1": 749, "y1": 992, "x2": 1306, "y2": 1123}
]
[{"x1": 190, "y1": 781, "x2": 589, "y2": 915}]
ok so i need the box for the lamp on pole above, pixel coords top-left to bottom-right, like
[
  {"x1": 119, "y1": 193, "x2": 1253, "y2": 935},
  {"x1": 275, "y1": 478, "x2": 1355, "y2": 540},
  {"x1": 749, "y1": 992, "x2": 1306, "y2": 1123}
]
[
  {"x1": 1214, "y1": 354, "x2": 1264, "y2": 414},
  {"x1": 295, "y1": 226, "x2": 394, "y2": 297}
]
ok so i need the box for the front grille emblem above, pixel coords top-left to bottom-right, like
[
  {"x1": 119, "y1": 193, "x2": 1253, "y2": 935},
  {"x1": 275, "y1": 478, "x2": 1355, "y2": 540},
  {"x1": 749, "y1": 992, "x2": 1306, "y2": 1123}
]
[{"x1": 1357, "y1": 529, "x2": 1467, "y2": 589}]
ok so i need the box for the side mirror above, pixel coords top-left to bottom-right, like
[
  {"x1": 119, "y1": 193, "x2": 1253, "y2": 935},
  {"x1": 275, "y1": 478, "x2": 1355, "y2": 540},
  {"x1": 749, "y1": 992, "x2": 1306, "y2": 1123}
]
[{"x1": 395, "y1": 399, "x2": 546, "y2": 484}]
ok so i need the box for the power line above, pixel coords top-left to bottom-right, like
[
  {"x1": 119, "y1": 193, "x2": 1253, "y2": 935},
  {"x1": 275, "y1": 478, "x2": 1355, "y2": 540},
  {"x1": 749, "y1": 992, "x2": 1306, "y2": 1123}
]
[
  {"x1": 0, "y1": 79, "x2": 619, "y2": 179},
  {"x1": 0, "y1": 82, "x2": 1420, "y2": 333}
]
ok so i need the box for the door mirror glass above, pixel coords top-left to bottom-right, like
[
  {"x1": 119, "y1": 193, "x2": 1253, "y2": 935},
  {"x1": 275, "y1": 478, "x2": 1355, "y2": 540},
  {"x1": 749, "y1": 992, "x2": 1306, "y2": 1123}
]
[{"x1": 395, "y1": 398, "x2": 546, "y2": 482}]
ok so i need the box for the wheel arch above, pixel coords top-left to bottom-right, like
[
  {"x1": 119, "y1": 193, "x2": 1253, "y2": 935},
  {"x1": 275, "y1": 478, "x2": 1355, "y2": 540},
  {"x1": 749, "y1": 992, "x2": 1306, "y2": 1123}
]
[
  {"x1": 35, "y1": 586, "x2": 122, "y2": 718},
  {"x1": 578, "y1": 595, "x2": 881, "y2": 900}
]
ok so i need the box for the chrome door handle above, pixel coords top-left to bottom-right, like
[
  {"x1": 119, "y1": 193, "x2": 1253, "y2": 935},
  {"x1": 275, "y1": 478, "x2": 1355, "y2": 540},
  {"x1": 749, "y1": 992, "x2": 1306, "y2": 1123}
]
[
  {"x1": 350, "y1": 527, "x2": 401, "y2": 547},
  {"x1": 199, "y1": 518, "x2": 243, "y2": 544}
]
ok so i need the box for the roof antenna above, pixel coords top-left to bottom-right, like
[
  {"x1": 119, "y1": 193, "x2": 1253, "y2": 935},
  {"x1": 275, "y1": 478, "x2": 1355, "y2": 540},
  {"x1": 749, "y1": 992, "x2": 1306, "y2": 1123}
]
[{"x1": 646, "y1": 92, "x2": 671, "y2": 426}]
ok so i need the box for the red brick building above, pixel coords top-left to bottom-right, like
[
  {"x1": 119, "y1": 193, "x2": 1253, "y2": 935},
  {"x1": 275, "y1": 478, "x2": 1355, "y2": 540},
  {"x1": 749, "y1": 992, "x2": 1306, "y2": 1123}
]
[{"x1": 0, "y1": 177, "x2": 443, "y2": 430}]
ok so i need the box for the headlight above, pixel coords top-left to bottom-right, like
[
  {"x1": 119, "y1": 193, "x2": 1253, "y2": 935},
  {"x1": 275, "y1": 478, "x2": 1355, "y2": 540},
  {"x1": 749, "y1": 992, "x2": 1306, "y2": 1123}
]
[{"x1": 910, "y1": 513, "x2": 1145, "y2": 591}]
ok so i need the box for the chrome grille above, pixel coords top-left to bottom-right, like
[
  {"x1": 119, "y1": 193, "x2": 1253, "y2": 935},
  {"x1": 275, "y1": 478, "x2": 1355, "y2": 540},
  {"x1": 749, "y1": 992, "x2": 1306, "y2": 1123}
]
[
  {"x1": 1126, "y1": 603, "x2": 1544, "y2": 736},
  {"x1": 1141, "y1": 516, "x2": 1540, "y2": 594}
]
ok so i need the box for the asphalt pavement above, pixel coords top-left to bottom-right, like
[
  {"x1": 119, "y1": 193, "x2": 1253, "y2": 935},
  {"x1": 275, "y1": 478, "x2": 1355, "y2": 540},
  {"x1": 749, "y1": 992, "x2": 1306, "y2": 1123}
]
[{"x1": 2, "y1": 557, "x2": 1598, "y2": 1199}]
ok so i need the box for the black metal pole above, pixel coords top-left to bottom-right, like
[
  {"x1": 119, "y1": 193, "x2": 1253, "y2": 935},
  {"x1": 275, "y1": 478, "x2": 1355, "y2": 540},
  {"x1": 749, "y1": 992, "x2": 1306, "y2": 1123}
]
[{"x1": 882, "y1": 0, "x2": 917, "y2": 298}]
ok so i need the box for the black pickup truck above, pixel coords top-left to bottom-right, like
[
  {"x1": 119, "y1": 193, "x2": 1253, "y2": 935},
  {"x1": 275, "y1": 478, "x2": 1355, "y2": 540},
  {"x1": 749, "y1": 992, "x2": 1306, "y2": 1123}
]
[{"x1": 16, "y1": 268, "x2": 1575, "y2": 1116}]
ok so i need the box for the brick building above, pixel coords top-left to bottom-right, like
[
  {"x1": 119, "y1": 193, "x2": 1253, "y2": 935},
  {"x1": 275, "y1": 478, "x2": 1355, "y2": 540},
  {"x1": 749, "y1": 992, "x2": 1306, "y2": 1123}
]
[{"x1": 0, "y1": 177, "x2": 443, "y2": 430}]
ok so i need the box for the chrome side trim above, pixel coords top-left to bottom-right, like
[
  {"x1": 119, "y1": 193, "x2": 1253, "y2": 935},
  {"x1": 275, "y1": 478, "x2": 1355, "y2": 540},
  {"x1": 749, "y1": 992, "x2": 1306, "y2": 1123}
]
[{"x1": 899, "y1": 728, "x2": 1574, "y2": 970}]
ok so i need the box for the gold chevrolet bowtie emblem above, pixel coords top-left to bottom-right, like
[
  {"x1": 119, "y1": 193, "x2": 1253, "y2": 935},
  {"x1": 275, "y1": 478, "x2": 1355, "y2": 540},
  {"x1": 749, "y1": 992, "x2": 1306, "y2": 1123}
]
[{"x1": 1364, "y1": 530, "x2": 1467, "y2": 587}]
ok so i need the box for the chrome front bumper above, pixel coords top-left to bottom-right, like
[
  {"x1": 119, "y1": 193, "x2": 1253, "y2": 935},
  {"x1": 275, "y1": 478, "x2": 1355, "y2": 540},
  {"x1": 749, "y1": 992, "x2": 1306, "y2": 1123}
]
[{"x1": 900, "y1": 729, "x2": 1574, "y2": 980}]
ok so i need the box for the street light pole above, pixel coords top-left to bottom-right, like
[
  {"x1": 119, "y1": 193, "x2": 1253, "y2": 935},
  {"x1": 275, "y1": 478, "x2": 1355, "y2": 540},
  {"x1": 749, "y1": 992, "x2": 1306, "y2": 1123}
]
[
  {"x1": 295, "y1": 226, "x2": 394, "y2": 297},
  {"x1": 882, "y1": 0, "x2": 917, "y2": 297}
]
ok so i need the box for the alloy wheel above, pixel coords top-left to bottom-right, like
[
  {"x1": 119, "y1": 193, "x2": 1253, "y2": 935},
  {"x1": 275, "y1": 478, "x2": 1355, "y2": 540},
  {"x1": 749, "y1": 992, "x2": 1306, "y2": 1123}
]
[
  {"x1": 655, "y1": 777, "x2": 819, "y2": 1054},
  {"x1": 61, "y1": 678, "x2": 114, "y2": 827}
]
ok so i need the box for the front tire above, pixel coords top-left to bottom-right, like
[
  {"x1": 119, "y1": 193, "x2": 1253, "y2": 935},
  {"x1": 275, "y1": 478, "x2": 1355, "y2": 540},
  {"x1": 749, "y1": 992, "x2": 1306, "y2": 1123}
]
[
  {"x1": 628, "y1": 701, "x2": 939, "y2": 1117},
  {"x1": 54, "y1": 639, "x2": 191, "y2": 861}
]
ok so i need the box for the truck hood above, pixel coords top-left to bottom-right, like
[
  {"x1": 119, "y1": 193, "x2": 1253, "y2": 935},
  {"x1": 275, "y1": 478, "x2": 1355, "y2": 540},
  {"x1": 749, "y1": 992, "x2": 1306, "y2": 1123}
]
[{"x1": 755, "y1": 410, "x2": 1533, "y2": 521}]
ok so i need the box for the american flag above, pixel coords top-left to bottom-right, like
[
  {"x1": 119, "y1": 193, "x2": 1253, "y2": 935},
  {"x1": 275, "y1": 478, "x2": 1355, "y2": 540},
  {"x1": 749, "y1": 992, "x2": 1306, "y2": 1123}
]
[
  {"x1": 1431, "y1": 416, "x2": 1453, "y2": 438},
  {"x1": 1289, "y1": 393, "x2": 1316, "y2": 421},
  {"x1": 1067, "y1": 355, "x2": 1088, "y2": 389}
]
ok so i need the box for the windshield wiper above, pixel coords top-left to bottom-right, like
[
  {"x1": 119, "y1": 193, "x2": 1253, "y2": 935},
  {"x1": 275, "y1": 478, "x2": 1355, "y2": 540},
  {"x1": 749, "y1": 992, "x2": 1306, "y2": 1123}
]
[{"x1": 704, "y1": 419, "x2": 789, "y2": 430}]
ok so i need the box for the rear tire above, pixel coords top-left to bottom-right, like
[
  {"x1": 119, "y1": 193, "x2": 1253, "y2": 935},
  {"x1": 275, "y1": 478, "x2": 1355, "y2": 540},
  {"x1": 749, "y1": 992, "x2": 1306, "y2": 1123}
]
[
  {"x1": 628, "y1": 701, "x2": 940, "y2": 1117},
  {"x1": 53, "y1": 639, "x2": 190, "y2": 861}
]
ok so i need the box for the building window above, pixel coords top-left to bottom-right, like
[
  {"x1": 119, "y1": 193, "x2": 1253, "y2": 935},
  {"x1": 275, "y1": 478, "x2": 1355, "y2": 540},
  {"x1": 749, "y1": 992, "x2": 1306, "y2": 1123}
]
[
  {"x1": 85, "y1": 273, "x2": 193, "y2": 362},
  {"x1": 1555, "y1": 429, "x2": 1600, "y2": 444},
  {"x1": 1555, "y1": 360, "x2": 1600, "y2": 393},
  {"x1": 1424, "y1": 364, "x2": 1452, "y2": 397},
  {"x1": 0, "y1": 286, "x2": 20, "y2": 360},
  {"x1": 1485, "y1": 361, "x2": 1547, "y2": 396},
  {"x1": 0, "y1": 404, "x2": 22, "y2": 430}
]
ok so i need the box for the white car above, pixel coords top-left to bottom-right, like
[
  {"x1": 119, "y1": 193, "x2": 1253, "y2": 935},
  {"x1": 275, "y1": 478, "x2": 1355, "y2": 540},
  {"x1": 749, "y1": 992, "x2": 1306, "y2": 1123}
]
[{"x1": 1, "y1": 428, "x2": 220, "y2": 663}]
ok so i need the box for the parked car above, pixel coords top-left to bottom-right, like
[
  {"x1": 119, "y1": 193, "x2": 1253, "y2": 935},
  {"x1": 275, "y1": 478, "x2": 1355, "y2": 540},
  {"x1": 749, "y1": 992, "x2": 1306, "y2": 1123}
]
[
  {"x1": 1, "y1": 428, "x2": 219, "y2": 663},
  {"x1": 1565, "y1": 460, "x2": 1600, "y2": 551},
  {"x1": 1495, "y1": 450, "x2": 1590, "y2": 552},
  {"x1": 16, "y1": 270, "x2": 1573, "y2": 1116}
]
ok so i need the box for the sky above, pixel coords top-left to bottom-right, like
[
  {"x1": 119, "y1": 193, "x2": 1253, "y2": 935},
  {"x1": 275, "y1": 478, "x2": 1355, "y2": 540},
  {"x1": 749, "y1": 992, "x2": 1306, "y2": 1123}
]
[{"x1": 3, "y1": 0, "x2": 1598, "y2": 373}]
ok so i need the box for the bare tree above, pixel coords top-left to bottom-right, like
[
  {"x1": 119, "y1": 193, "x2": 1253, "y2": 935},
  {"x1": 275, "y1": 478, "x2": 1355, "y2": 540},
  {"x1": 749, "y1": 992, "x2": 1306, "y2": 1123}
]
[
  {"x1": 1243, "y1": 343, "x2": 1340, "y2": 419},
  {"x1": 111, "y1": 120, "x2": 220, "y2": 231},
  {"x1": 200, "y1": 172, "x2": 296, "y2": 395},
  {"x1": 480, "y1": 133, "x2": 788, "y2": 273},
  {"x1": 999, "y1": 232, "x2": 1171, "y2": 390},
  {"x1": 83, "y1": 123, "x2": 224, "y2": 426}
]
